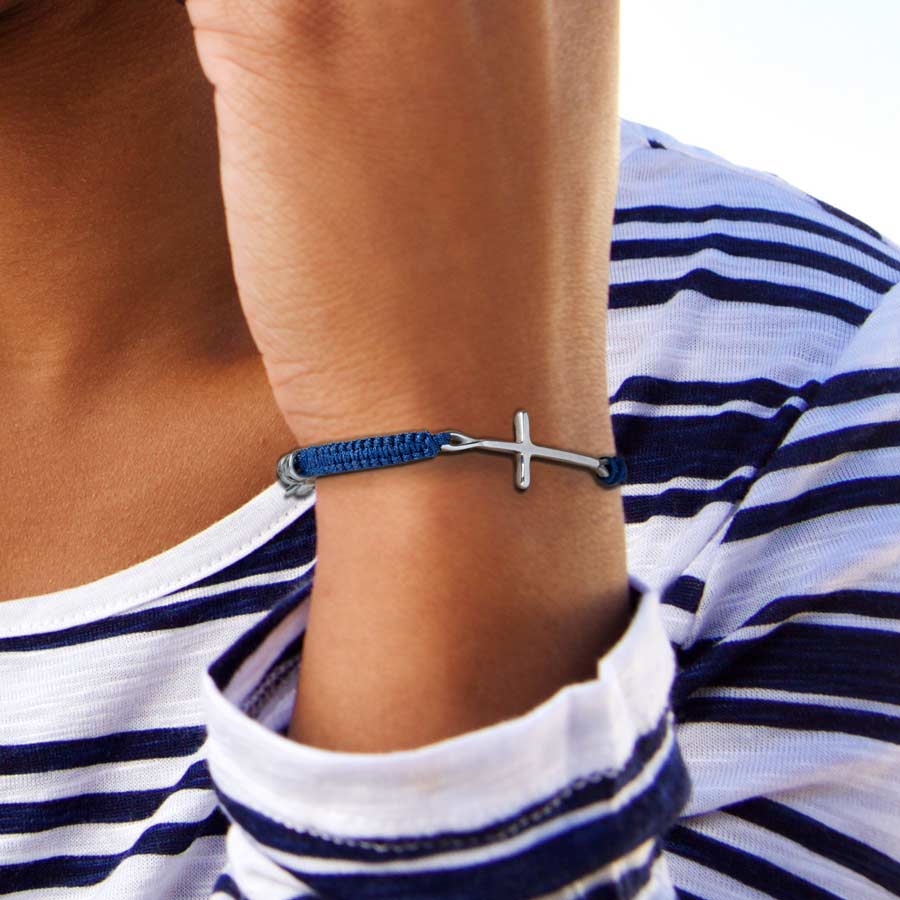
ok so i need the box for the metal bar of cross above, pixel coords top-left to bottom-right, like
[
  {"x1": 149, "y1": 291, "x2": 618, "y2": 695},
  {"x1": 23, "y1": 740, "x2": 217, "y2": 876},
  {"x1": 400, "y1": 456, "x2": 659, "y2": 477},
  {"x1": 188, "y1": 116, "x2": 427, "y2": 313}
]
[{"x1": 439, "y1": 409, "x2": 608, "y2": 491}]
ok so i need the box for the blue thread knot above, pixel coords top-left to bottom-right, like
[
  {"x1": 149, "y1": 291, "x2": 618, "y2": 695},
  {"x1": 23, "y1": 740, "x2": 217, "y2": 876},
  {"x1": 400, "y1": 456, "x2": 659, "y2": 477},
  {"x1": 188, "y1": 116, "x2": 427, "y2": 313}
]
[
  {"x1": 600, "y1": 456, "x2": 627, "y2": 486},
  {"x1": 294, "y1": 430, "x2": 452, "y2": 477}
]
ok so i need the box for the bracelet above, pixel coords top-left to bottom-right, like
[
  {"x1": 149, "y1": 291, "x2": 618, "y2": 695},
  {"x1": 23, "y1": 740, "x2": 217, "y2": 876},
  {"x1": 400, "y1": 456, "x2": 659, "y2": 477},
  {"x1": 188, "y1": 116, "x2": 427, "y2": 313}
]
[{"x1": 276, "y1": 409, "x2": 626, "y2": 499}]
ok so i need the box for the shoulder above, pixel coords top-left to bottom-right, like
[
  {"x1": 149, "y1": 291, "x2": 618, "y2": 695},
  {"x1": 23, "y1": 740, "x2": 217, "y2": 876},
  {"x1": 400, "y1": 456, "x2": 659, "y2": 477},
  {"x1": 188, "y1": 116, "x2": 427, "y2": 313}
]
[
  {"x1": 612, "y1": 121, "x2": 900, "y2": 896},
  {"x1": 607, "y1": 119, "x2": 900, "y2": 641},
  {"x1": 612, "y1": 117, "x2": 900, "y2": 323},
  {"x1": 617, "y1": 117, "x2": 899, "y2": 256},
  {"x1": 609, "y1": 118, "x2": 900, "y2": 603}
]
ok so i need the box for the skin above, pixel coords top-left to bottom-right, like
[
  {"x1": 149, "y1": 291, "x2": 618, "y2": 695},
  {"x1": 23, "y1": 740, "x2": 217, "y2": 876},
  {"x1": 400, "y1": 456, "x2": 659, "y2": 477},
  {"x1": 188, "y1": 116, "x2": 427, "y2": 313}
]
[
  {"x1": 0, "y1": 0, "x2": 297, "y2": 597},
  {"x1": 2, "y1": 0, "x2": 629, "y2": 753}
]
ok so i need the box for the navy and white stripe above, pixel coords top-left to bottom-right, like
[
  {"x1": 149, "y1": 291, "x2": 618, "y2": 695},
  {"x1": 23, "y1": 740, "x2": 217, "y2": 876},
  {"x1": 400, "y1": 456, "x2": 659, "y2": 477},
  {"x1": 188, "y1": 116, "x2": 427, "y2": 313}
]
[{"x1": 0, "y1": 118, "x2": 898, "y2": 897}]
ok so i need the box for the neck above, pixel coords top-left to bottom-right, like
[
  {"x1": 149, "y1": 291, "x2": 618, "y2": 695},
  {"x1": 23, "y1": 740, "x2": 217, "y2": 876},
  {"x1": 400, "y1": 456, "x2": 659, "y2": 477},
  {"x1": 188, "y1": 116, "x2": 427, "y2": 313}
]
[{"x1": 0, "y1": 0, "x2": 256, "y2": 405}]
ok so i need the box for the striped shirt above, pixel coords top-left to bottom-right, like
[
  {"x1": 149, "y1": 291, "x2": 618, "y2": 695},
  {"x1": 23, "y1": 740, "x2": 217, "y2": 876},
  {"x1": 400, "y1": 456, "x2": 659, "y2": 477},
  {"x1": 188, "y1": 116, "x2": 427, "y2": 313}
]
[{"x1": 1, "y1": 117, "x2": 898, "y2": 899}]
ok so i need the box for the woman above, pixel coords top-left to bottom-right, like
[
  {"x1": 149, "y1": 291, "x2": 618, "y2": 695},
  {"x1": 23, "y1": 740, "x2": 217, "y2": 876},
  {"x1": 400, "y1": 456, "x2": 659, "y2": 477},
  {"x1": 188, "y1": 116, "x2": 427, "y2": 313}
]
[{"x1": 2, "y1": 1, "x2": 898, "y2": 896}]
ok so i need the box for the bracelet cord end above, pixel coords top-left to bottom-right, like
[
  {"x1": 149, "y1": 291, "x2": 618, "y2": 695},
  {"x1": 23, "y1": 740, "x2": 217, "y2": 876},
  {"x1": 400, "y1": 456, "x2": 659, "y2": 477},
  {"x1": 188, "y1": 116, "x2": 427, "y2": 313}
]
[
  {"x1": 276, "y1": 450, "x2": 316, "y2": 499},
  {"x1": 598, "y1": 456, "x2": 627, "y2": 486}
]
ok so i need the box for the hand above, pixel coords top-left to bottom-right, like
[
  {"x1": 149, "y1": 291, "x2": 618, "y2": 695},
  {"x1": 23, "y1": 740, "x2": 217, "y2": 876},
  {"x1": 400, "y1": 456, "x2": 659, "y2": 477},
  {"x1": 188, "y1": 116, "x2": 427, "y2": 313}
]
[{"x1": 179, "y1": 0, "x2": 622, "y2": 444}]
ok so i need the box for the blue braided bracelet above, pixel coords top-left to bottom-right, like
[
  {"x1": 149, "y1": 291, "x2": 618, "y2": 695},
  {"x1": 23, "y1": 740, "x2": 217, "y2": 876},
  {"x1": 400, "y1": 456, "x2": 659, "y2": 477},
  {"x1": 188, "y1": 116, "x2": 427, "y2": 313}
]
[{"x1": 276, "y1": 409, "x2": 626, "y2": 498}]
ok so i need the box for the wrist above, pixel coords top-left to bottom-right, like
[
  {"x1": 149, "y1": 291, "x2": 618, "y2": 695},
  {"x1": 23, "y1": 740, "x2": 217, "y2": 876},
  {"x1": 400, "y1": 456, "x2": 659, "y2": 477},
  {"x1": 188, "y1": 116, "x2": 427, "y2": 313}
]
[
  {"x1": 287, "y1": 408, "x2": 629, "y2": 753},
  {"x1": 273, "y1": 320, "x2": 615, "y2": 448}
]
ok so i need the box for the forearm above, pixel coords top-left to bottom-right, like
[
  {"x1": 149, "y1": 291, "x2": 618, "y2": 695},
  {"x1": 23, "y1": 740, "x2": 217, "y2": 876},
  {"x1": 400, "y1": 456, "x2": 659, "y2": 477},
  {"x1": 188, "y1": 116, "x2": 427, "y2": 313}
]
[
  {"x1": 185, "y1": 0, "x2": 628, "y2": 754},
  {"x1": 287, "y1": 278, "x2": 630, "y2": 753},
  {"x1": 263, "y1": 2, "x2": 627, "y2": 756}
]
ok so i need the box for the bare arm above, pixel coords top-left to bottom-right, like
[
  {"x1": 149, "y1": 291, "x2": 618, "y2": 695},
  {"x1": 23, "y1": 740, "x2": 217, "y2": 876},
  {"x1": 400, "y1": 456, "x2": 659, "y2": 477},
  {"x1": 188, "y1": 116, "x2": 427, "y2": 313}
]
[{"x1": 183, "y1": 0, "x2": 628, "y2": 753}]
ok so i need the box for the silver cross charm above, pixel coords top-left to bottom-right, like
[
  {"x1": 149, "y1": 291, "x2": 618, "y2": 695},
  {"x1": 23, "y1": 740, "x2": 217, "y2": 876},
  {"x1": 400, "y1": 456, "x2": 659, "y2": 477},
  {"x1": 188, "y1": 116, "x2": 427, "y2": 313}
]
[{"x1": 439, "y1": 409, "x2": 614, "y2": 490}]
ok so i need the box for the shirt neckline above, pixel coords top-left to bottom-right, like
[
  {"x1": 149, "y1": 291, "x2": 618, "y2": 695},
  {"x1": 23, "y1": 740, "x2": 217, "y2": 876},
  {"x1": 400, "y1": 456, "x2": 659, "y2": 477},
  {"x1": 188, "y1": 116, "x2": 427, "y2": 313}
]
[{"x1": 0, "y1": 481, "x2": 314, "y2": 635}]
